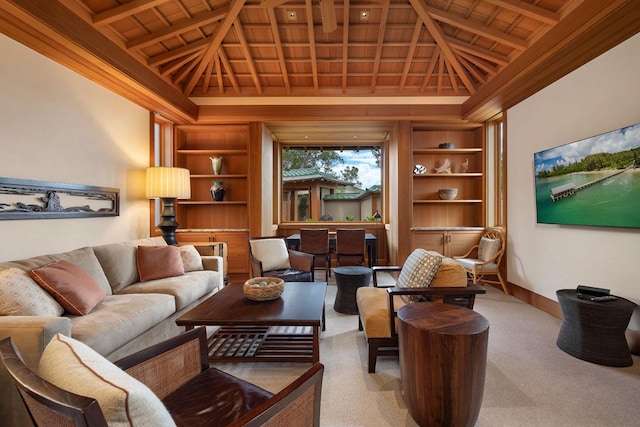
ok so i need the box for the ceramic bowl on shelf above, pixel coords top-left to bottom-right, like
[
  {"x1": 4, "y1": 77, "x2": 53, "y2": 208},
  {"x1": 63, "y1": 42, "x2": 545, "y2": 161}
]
[
  {"x1": 438, "y1": 142, "x2": 455, "y2": 149},
  {"x1": 243, "y1": 277, "x2": 285, "y2": 301},
  {"x1": 438, "y1": 188, "x2": 459, "y2": 200}
]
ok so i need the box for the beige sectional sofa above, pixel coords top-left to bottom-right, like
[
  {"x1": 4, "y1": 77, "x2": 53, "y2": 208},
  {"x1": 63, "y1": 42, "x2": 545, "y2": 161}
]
[{"x1": 0, "y1": 236, "x2": 224, "y2": 426}]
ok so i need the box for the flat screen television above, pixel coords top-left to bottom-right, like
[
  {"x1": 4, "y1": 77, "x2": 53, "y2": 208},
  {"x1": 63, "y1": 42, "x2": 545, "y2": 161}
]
[{"x1": 534, "y1": 122, "x2": 640, "y2": 229}]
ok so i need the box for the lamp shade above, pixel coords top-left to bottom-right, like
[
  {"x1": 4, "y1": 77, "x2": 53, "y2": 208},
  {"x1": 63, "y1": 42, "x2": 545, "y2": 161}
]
[{"x1": 146, "y1": 167, "x2": 191, "y2": 199}]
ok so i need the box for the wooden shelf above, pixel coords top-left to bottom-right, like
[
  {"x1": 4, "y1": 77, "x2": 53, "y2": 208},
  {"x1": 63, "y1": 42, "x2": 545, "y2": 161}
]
[
  {"x1": 413, "y1": 173, "x2": 482, "y2": 178},
  {"x1": 413, "y1": 200, "x2": 483, "y2": 204},
  {"x1": 413, "y1": 148, "x2": 482, "y2": 154},
  {"x1": 190, "y1": 174, "x2": 248, "y2": 179},
  {"x1": 180, "y1": 201, "x2": 247, "y2": 205},
  {"x1": 177, "y1": 149, "x2": 247, "y2": 155}
]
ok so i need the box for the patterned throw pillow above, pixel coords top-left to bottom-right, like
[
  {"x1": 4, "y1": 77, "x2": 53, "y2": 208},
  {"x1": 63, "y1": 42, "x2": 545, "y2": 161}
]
[
  {"x1": 39, "y1": 334, "x2": 176, "y2": 426},
  {"x1": 396, "y1": 249, "x2": 443, "y2": 303},
  {"x1": 179, "y1": 245, "x2": 204, "y2": 272},
  {"x1": 0, "y1": 268, "x2": 64, "y2": 316},
  {"x1": 478, "y1": 237, "x2": 501, "y2": 262}
]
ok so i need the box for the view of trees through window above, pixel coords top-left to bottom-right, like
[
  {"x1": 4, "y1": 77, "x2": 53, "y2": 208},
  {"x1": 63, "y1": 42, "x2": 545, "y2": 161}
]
[{"x1": 282, "y1": 146, "x2": 382, "y2": 222}]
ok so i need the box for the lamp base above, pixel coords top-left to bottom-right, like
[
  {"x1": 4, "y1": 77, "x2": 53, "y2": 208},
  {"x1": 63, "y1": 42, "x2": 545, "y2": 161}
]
[{"x1": 158, "y1": 197, "x2": 179, "y2": 245}]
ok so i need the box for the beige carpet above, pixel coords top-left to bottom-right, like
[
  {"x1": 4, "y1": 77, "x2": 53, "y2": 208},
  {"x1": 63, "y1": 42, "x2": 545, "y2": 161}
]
[{"x1": 218, "y1": 276, "x2": 640, "y2": 426}]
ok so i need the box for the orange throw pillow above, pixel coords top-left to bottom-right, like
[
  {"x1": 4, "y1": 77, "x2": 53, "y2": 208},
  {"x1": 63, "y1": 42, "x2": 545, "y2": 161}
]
[
  {"x1": 30, "y1": 260, "x2": 106, "y2": 315},
  {"x1": 136, "y1": 245, "x2": 185, "y2": 282}
]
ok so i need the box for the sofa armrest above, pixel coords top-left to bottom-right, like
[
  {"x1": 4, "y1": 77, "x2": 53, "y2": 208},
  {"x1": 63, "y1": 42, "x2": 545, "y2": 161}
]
[
  {"x1": 200, "y1": 255, "x2": 223, "y2": 273},
  {"x1": 0, "y1": 316, "x2": 71, "y2": 427}
]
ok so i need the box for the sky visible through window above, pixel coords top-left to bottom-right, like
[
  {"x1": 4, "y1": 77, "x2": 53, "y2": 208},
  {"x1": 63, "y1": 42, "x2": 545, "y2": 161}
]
[{"x1": 335, "y1": 149, "x2": 381, "y2": 189}]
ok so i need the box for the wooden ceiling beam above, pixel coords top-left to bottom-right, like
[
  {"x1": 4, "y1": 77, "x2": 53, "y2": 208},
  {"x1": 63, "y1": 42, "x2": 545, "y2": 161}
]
[
  {"x1": 233, "y1": 18, "x2": 263, "y2": 94},
  {"x1": 127, "y1": 7, "x2": 229, "y2": 50},
  {"x1": 217, "y1": 48, "x2": 241, "y2": 94},
  {"x1": 399, "y1": 20, "x2": 423, "y2": 93},
  {"x1": 410, "y1": 0, "x2": 476, "y2": 94},
  {"x1": 341, "y1": 0, "x2": 350, "y2": 93},
  {"x1": 447, "y1": 37, "x2": 509, "y2": 66},
  {"x1": 482, "y1": 0, "x2": 560, "y2": 26},
  {"x1": 184, "y1": 0, "x2": 245, "y2": 95},
  {"x1": 420, "y1": 47, "x2": 440, "y2": 93},
  {"x1": 305, "y1": 0, "x2": 319, "y2": 93},
  {"x1": 428, "y1": 6, "x2": 529, "y2": 50},
  {"x1": 369, "y1": 0, "x2": 391, "y2": 93},
  {"x1": 92, "y1": 0, "x2": 171, "y2": 26},
  {"x1": 267, "y1": 7, "x2": 291, "y2": 94},
  {"x1": 320, "y1": 0, "x2": 337, "y2": 33},
  {"x1": 147, "y1": 36, "x2": 210, "y2": 66}
]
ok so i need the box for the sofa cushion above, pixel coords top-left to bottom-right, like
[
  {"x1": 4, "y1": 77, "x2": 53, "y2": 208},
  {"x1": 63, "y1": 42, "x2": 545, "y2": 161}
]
[
  {"x1": 396, "y1": 249, "x2": 443, "y2": 303},
  {"x1": 179, "y1": 245, "x2": 204, "y2": 272},
  {"x1": 137, "y1": 246, "x2": 184, "y2": 282},
  {"x1": 30, "y1": 261, "x2": 106, "y2": 315},
  {"x1": 356, "y1": 287, "x2": 406, "y2": 338},
  {"x1": 69, "y1": 293, "x2": 175, "y2": 356},
  {"x1": 430, "y1": 257, "x2": 468, "y2": 288},
  {"x1": 0, "y1": 268, "x2": 64, "y2": 316},
  {"x1": 0, "y1": 247, "x2": 112, "y2": 296},
  {"x1": 93, "y1": 237, "x2": 167, "y2": 293},
  {"x1": 116, "y1": 271, "x2": 219, "y2": 310},
  {"x1": 39, "y1": 333, "x2": 176, "y2": 427},
  {"x1": 249, "y1": 239, "x2": 291, "y2": 272}
]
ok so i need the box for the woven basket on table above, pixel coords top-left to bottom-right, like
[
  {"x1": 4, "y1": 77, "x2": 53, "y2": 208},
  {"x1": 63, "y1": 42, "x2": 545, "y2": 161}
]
[{"x1": 243, "y1": 277, "x2": 285, "y2": 301}]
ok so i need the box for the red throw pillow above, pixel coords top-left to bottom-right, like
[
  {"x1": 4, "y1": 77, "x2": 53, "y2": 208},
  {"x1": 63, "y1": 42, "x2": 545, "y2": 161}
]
[
  {"x1": 136, "y1": 245, "x2": 185, "y2": 282},
  {"x1": 30, "y1": 260, "x2": 106, "y2": 315}
]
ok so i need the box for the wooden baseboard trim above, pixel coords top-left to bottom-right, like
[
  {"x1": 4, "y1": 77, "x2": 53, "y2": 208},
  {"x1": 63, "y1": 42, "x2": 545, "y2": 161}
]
[{"x1": 499, "y1": 282, "x2": 562, "y2": 319}]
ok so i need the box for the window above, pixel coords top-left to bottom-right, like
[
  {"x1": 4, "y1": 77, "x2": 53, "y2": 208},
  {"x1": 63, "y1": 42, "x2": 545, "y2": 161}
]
[{"x1": 281, "y1": 146, "x2": 382, "y2": 222}]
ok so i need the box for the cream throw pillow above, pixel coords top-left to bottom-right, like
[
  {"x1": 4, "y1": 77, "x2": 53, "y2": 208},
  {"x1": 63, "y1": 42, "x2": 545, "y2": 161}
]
[
  {"x1": 396, "y1": 249, "x2": 443, "y2": 303},
  {"x1": 250, "y1": 239, "x2": 291, "y2": 272},
  {"x1": 179, "y1": 245, "x2": 204, "y2": 272},
  {"x1": 478, "y1": 237, "x2": 501, "y2": 262},
  {"x1": 39, "y1": 334, "x2": 176, "y2": 427},
  {"x1": 0, "y1": 268, "x2": 64, "y2": 316}
]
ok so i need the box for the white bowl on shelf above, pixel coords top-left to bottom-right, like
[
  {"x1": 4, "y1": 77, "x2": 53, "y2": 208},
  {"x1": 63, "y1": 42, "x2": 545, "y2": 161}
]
[{"x1": 438, "y1": 188, "x2": 458, "y2": 200}]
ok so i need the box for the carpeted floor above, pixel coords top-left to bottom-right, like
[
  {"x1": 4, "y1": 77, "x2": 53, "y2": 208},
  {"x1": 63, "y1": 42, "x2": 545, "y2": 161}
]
[{"x1": 217, "y1": 275, "x2": 640, "y2": 426}]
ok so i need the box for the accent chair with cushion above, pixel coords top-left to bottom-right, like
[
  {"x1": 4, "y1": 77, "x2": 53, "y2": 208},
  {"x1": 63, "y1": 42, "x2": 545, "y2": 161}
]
[
  {"x1": 454, "y1": 227, "x2": 508, "y2": 295},
  {"x1": 356, "y1": 248, "x2": 486, "y2": 372},
  {"x1": 0, "y1": 327, "x2": 325, "y2": 427},
  {"x1": 249, "y1": 236, "x2": 315, "y2": 282}
]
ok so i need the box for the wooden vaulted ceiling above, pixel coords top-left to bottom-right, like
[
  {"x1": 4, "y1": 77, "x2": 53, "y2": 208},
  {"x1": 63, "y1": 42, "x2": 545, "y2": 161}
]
[{"x1": 1, "y1": 0, "x2": 640, "y2": 125}]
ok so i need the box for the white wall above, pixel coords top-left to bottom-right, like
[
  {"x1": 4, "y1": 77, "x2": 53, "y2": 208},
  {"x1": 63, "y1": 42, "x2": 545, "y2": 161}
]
[
  {"x1": 0, "y1": 34, "x2": 150, "y2": 261},
  {"x1": 507, "y1": 33, "x2": 640, "y2": 304}
]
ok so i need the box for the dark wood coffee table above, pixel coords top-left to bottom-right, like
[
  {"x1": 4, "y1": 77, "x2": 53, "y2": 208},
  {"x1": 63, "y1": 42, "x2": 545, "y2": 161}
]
[{"x1": 176, "y1": 281, "x2": 327, "y2": 364}]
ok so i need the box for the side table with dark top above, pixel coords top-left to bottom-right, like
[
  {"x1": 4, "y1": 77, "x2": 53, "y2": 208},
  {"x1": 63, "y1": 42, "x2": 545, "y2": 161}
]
[
  {"x1": 398, "y1": 302, "x2": 489, "y2": 427},
  {"x1": 333, "y1": 266, "x2": 372, "y2": 314},
  {"x1": 556, "y1": 289, "x2": 636, "y2": 367}
]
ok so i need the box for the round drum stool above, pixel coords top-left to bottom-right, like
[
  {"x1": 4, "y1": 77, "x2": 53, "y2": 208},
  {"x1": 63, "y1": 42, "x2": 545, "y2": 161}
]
[
  {"x1": 333, "y1": 266, "x2": 372, "y2": 314},
  {"x1": 398, "y1": 302, "x2": 489, "y2": 427}
]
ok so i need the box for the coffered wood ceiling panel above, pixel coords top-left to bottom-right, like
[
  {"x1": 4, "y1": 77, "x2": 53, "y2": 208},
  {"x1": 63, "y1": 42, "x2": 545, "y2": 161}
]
[{"x1": 1, "y1": 0, "x2": 639, "y2": 126}]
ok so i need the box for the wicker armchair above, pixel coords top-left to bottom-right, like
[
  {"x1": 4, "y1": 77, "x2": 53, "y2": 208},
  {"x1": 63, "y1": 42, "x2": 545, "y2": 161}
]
[
  {"x1": 454, "y1": 227, "x2": 508, "y2": 295},
  {"x1": 0, "y1": 328, "x2": 324, "y2": 427}
]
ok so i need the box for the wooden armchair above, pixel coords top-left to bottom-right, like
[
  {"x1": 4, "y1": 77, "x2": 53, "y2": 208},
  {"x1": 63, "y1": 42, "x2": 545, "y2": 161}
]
[
  {"x1": 249, "y1": 236, "x2": 315, "y2": 282},
  {"x1": 300, "y1": 228, "x2": 331, "y2": 282},
  {"x1": 0, "y1": 328, "x2": 324, "y2": 427},
  {"x1": 454, "y1": 227, "x2": 508, "y2": 295},
  {"x1": 356, "y1": 250, "x2": 486, "y2": 373}
]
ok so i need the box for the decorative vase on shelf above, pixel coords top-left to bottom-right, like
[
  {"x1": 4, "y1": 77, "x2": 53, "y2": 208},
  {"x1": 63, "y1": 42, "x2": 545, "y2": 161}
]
[
  {"x1": 209, "y1": 156, "x2": 223, "y2": 175},
  {"x1": 210, "y1": 181, "x2": 225, "y2": 201}
]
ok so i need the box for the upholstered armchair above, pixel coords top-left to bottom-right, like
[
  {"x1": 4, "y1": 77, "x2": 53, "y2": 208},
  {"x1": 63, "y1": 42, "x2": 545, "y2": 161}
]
[
  {"x1": 356, "y1": 249, "x2": 486, "y2": 372},
  {"x1": 0, "y1": 327, "x2": 324, "y2": 427},
  {"x1": 249, "y1": 236, "x2": 315, "y2": 282},
  {"x1": 454, "y1": 227, "x2": 508, "y2": 295}
]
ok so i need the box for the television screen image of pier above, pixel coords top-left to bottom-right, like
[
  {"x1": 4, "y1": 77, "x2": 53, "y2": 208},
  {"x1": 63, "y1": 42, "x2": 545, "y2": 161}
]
[{"x1": 549, "y1": 166, "x2": 633, "y2": 202}]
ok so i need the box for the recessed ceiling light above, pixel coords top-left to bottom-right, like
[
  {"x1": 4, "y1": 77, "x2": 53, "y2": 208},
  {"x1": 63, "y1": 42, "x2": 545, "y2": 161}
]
[
  {"x1": 360, "y1": 10, "x2": 369, "y2": 21},
  {"x1": 287, "y1": 11, "x2": 297, "y2": 21}
]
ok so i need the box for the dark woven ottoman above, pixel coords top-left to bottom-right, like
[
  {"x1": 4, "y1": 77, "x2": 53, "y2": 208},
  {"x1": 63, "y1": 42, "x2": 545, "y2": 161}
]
[
  {"x1": 333, "y1": 266, "x2": 372, "y2": 314},
  {"x1": 556, "y1": 289, "x2": 636, "y2": 367}
]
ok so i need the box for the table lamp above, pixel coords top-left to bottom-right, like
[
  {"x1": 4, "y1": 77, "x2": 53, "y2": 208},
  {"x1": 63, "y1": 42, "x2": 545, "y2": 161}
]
[{"x1": 146, "y1": 167, "x2": 191, "y2": 245}]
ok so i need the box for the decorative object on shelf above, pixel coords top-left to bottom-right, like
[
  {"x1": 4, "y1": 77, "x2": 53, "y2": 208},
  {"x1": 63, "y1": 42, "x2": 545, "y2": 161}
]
[
  {"x1": 413, "y1": 164, "x2": 427, "y2": 174},
  {"x1": 243, "y1": 277, "x2": 285, "y2": 301},
  {"x1": 438, "y1": 142, "x2": 455, "y2": 149},
  {"x1": 438, "y1": 188, "x2": 458, "y2": 200},
  {"x1": 146, "y1": 167, "x2": 191, "y2": 245},
  {"x1": 0, "y1": 177, "x2": 119, "y2": 220},
  {"x1": 210, "y1": 181, "x2": 225, "y2": 201},
  {"x1": 209, "y1": 156, "x2": 223, "y2": 175},
  {"x1": 459, "y1": 158, "x2": 469, "y2": 173},
  {"x1": 434, "y1": 158, "x2": 452, "y2": 174}
]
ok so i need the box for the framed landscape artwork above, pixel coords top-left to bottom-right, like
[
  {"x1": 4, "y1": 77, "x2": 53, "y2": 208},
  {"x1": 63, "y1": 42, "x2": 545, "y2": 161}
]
[{"x1": 534, "y1": 122, "x2": 640, "y2": 229}]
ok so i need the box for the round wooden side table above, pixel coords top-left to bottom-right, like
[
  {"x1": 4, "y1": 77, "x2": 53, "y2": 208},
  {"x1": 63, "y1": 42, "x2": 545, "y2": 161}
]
[
  {"x1": 333, "y1": 266, "x2": 372, "y2": 314},
  {"x1": 556, "y1": 289, "x2": 636, "y2": 367},
  {"x1": 398, "y1": 302, "x2": 489, "y2": 427}
]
